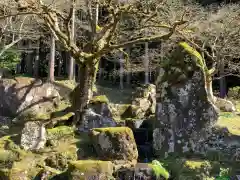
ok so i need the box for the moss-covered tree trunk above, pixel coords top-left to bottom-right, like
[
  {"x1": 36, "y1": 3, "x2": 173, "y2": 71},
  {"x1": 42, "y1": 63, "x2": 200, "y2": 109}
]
[
  {"x1": 72, "y1": 62, "x2": 94, "y2": 111},
  {"x1": 71, "y1": 59, "x2": 99, "y2": 125}
]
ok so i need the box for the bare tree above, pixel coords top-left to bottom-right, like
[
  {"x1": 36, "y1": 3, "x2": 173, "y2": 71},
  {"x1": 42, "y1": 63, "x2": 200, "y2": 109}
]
[
  {"x1": 3, "y1": 0, "x2": 186, "y2": 120},
  {"x1": 68, "y1": 0, "x2": 76, "y2": 80},
  {"x1": 176, "y1": 3, "x2": 240, "y2": 100},
  {"x1": 0, "y1": 6, "x2": 28, "y2": 56}
]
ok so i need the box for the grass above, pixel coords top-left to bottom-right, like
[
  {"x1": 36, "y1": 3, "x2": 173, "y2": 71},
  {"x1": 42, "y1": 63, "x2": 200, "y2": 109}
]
[{"x1": 216, "y1": 112, "x2": 240, "y2": 136}]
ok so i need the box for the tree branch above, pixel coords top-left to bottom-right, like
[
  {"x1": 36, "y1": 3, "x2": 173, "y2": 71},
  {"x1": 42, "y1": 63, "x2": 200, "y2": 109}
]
[
  {"x1": 110, "y1": 20, "x2": 187, "y2": 49},
  {"x1": 0, "y1": 15, "x2": 28, "y2": 56}
]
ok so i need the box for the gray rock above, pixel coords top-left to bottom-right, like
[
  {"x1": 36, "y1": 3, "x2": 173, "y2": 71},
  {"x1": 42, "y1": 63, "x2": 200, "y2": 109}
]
[
  {"x1": 0, "y1": 77, "x2": 60, "y2": 118},
  {"x1": 153, "y1": 46, "x2": 219, "y2": 156},
  {"x1": 78, "y1": 107, "x2": 117, "y2": 132},
  {"x1": 20, "y1": 121, "x2": 46, "y2": 151},
  {"x1": 131, "y1": 84, "x2": 157, "y2": 116},
  {"x1": 116, "y1": 163, "x2": 157, "y2": 180},
  {"x1": 0, "y1": 68, "x2": 12, "y2": 79}
]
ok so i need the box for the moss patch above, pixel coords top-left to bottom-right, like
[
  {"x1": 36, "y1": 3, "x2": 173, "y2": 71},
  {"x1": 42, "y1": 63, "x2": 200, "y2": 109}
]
[
  {"x1": 45, "y1": 150, "x2": 77, "y2": 171},
  {"x1": 68, "y1": 160, "x2": 113, "y2": 179},
  {"x1": 54, "y1": 80, "x2": 77, "y2": 90},
  {"x1": 90, "y1": 95, "x2": 109, "y2": 104},
  {"x1": 47, "y1": 126, "x2": 75, "y2": 142},
  {"x1": 0, "y1": 125, "x2": 80, "y2": 179},
  {"x1": 93, "y1": 127, "x2": 134, "y2": 140},
  {"x1": 160, "y1": 157, "x2": 239, "y2": 180}
]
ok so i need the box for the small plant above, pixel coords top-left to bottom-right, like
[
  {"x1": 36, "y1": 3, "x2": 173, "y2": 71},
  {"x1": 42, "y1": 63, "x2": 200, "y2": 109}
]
[
  {"x1": 150, "y1": 160, "x2": 170, "y2": 179},
  {"x1": 215, "y1": 168, "x2": 231, "y2": 180}
]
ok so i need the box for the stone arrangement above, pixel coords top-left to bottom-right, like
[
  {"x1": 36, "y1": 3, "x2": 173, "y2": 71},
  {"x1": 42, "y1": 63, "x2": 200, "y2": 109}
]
[{"x1": 0, "y1": 47, "x2": 239, "y2": 179}]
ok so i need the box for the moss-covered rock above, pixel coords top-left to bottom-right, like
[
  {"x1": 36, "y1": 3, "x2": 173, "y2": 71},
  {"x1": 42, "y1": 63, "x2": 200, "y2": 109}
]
[
  {"x1": 47, "y1": 126, "x2": 75, "y2": 146},
  {"x1": 35, "y1": 166, "x2": 62, "y2": 180},
  {"x1": 90, "y1": 95, "x2": 109, "y2": 104},
  {"x1": 67, "y1": 160, "x2": 114, "y2": 180},
  {"x1": 121, "y1": 105, "x2": 145, "y2": 119},
  {"x1": 91, "y1": 127, "x2": 138, "y2": 169},
  {"x1": 8, "y1": 168, "x2": 29, "y2": 180},
  {"x1": 45, "y1": 150, "x2": 77, "y2": 171},
  {"x1": 0, "y1": 150, "x2": 18, "y2": 168}
]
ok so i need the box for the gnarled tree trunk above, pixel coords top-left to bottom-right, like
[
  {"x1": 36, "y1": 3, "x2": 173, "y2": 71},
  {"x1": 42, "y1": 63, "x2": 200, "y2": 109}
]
[
  {"x1": 205, "y1": 74, "x2": 215, "y2": 103},
  {"x1": 71, "y1": 60, "x2": 97, "y2": 125},
  {"x1": 72, "y1": 64, "x2": 94, "y2": 109}
]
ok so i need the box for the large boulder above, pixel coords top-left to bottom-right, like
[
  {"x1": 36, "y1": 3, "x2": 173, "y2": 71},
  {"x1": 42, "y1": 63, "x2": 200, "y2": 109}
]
[
  {"x1": 153, "y1": 46, "x2": 219, "y2": 157},
  {"x1": 0, "y1": 77, "x2": 61, "y2": 119},
  {"x1": 90, "y1": 127, "x2": 138, "y2": 169}
]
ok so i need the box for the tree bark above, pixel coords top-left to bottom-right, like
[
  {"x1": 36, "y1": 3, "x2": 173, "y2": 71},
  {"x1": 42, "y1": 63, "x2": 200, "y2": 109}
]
[
  {"x1": 71, "y1": 62, "x2": 95, "y2": 122},
  {"x1": 205, "y1": 74, "x2": 215, "y2": 103},
  {"x1": 119, "y1": 53, "x2": 124, "y2": 89},
  {"x1": 33, "y1": 46, "x2": 40, "y2": 78},
  {"x1": 219, "y1": 59, "x2": 226, "y2": 98},
  {"x1": 144, "y1": 42, "x2": 149, "y2": 84},
  {"x1": 68, "y1": 0, "x2": 76, "y2": 81},
  {"x1": 26, "y1": 52, "x2": 33, "y2": 76},
  {"x1": 48, "y1": 35, "x2": 55, "y2": 82}
]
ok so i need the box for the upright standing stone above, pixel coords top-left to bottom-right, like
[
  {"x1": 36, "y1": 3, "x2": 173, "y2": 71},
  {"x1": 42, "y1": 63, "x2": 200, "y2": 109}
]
[
  {"x1": 20, "y1": 121, "x2": 46, "y2": 151},
  {"x1": 153, "y1": 46, "x2": 218, "y2": 157}
]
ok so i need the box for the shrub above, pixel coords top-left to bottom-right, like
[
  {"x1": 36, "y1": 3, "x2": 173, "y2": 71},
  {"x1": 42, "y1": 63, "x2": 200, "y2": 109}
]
[
  {"x1": 228, "y1": 86, "x2": 240, "y2": 100},
  {"x1": 150, "y1": 160, "x2": 170, "y2": 179},
  {"x1": 0, "y1": 48, "x2": 20, "y2": 71}
]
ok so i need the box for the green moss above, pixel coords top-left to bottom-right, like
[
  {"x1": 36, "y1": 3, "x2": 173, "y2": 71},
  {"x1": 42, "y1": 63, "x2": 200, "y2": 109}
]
[
  {"x1": 55, "y1": 80, "x2": 77, "y2": 90},
  {"x1": 90, "y1": 95, "x2": 109, "y2": 104},
  {"x1": 217, "y1": 112, "x2": 240, "y2": 136},
  {"x1": 54, "y1": 100, "x2": 71, "y2": 112},
  {"x1": 184, "y1": 160, "x2": 211, "y2": 170},
  {"x1": 0, "y1": 168, "x2": 9, "y2": 177},
  {"x1": 68, "y1": 160, "x2": 113, "y2": 177},
  {"x1": 47, "y1": 126, "x2": 75, "y2": 141},
  {"x1": 8, "y1": 168, "x2": 29, "y2": 180},
  {"x1": 93, "y1": 127, "x2": 134, "y2": 140},
  {"x1": 0, "y1": 150, "x2": 18, "y2": 164},
  {"x1": 45, "y1": 150, "x2": 77, "y2": 170}
]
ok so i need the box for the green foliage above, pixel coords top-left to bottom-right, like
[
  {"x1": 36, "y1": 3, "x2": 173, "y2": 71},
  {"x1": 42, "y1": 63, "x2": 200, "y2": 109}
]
[
  {"x1": 150, "y1": 160, "x2": 170, "y2": 179},
  {"x1": 228, "y1": 86, "x2": 240, "y2": 99},
  {"x1": 219, "y1": 168, "x2": 230, "y2": 177},
  {"x1": 0, "y1": 48, "x2": 20, "y2": 70}
]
